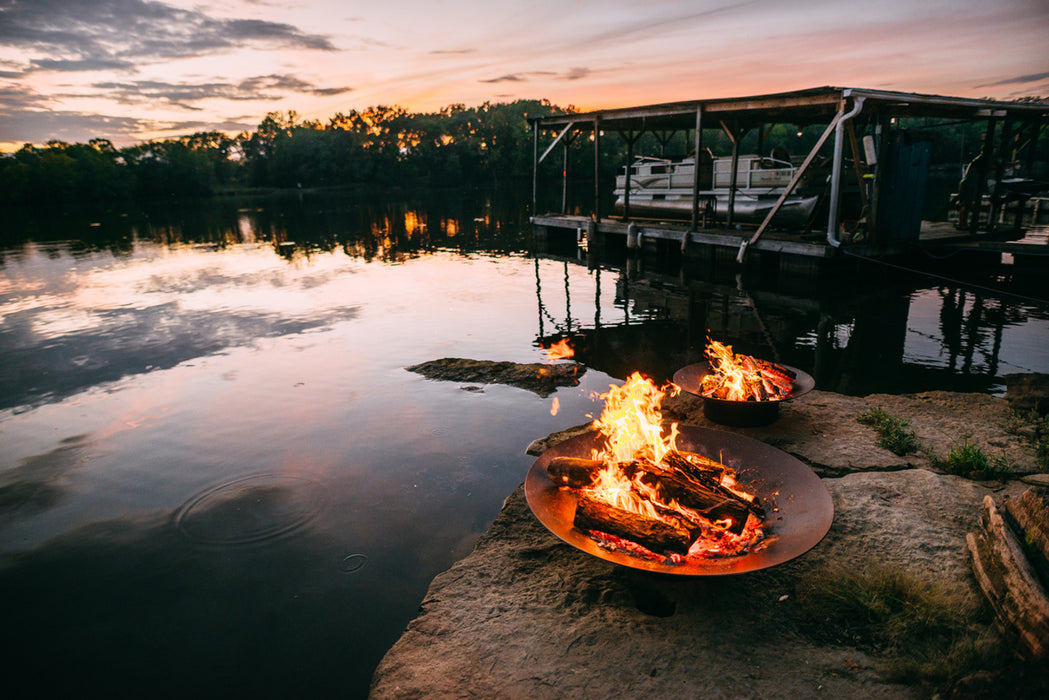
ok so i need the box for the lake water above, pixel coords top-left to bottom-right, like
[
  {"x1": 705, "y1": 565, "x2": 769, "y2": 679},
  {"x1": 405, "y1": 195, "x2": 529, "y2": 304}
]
[{"x1": 2, "y1": 187, "x2": 1048, "y2": 698}]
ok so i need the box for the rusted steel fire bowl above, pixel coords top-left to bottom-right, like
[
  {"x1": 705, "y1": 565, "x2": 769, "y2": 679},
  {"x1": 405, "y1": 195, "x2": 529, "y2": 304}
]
[
  {"x1": 525, "y1": 425, "x2": 833, "y2": 576},
  {"x1": 672, "y1": 362, "x2": 815, "y2": 427}
]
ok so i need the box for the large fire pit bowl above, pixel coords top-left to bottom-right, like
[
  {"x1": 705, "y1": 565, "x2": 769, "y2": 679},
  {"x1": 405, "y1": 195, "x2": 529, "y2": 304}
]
[
  {"x1": 673, "y1": 362, "x2": 815, "y2": 427},
  {"x1": 525, "y1": 425, "x2": 833, "y2": 576}
]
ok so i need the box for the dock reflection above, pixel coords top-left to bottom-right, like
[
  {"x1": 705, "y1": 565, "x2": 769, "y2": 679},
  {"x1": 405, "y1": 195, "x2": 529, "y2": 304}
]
[{"x1": 532, "y1": 243, "x2": 1045, "y2": 397}]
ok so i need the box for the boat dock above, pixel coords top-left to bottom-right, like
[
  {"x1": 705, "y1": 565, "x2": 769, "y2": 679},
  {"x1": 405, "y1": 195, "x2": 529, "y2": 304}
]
[{"x1": 529, "y1": 87, "x2": 1049, "y2": 272}]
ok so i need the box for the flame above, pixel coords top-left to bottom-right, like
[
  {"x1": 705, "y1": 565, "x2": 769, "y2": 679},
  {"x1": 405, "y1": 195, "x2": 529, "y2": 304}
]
[
  {"x1": 701, "y1": 338, "x2": 793, "y2": 402},
  {"x1": 550, "y1": 397, "x2": 559, "y2": 416},
  {"x1": 592, "y1": 372, "x2": 678, "y2": 465},
  {"x1": 564, "y1": 371, "x2": 767, "y2": 561},
  {"x1": 546, "y1": 338, "x2": 574, "y2": 361}
]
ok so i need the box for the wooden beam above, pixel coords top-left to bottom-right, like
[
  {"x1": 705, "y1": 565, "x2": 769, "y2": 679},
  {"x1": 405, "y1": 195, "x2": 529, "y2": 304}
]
[{"x1": 736, "y1": 111, "x2": 843, "y2": 263}]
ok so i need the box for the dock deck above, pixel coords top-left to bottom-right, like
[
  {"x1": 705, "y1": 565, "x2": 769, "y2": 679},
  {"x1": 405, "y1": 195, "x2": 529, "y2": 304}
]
[{"x1": 529, "y1": 87, "x2": 1049, "y2": 272}]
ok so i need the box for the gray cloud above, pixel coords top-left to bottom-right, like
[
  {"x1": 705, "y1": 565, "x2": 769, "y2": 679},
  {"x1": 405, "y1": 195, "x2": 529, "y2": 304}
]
[
  {"x1": 90, "y1": 74, "x2": 352, "y2": 109},
  {"x1": 975, "y1": 72, "x2": 1049, "y2": 89},
  {"x1": 1, "y1": 0, "x2": 337, "y2": 74},
  {"x1": 560, "y1": 67, "x2": 590, "y2": 81},
  {"x1": 480, "y1": 67, "x2": 590, "y2": 84},
  {"x1": 30, "y1": 58, "x2": 138, "y2": 73},
  {"x1": 479, "y1": 74, "x2": 526, "y2": 84},
  {"x1": 0, "y1": 107, "x2": 162, "y2": 146}
]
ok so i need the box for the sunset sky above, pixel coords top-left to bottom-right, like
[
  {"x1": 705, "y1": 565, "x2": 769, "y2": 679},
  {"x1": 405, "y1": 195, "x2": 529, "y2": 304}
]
[{"x1": 2, "y1": 0, "x2": 1047, "y2": 151}]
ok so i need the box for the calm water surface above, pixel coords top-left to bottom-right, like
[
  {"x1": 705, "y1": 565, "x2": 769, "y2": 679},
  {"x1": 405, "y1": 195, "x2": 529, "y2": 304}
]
[{"x1": 2, "y1": 187, "x2": 1047, "y2": 698}]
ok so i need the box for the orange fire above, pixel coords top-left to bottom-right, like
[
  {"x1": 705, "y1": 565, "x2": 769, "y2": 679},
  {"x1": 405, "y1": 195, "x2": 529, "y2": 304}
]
[
  {"x1": 577, "y1": 372, "x2": 766, "y2": 560},
  {"x1": 545, "y1": 338, "x2": 575, "y2": 361},
  {"x1": 701, "y1": 339, "x2": 795, "y2": 402},
  {"x1": 591, "y1": 372, "x2": 678, "y2": 465}
]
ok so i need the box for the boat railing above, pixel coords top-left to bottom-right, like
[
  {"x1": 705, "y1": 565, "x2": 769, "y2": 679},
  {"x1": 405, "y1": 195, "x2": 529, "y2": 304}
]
[{"x1": 619, "y1": 154, "x2": 797, "y2": 192}]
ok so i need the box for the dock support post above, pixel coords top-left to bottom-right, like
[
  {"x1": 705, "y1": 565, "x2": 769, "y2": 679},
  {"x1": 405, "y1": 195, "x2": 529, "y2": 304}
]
[
  {"x1": 562, "y1": 139, "x2": 569, "y2": 214},
  {"x1": 531, "y1": 120, "x2": 538, "y2": 214},
  {"x1": 593, "y1": 117, "x2": 602, "y2": 222},
  {"x1": 827, "y1": 97, "x2": 866, "y2": 247},
  {"x1": 691, "y1": 106, "x2": 704, "y2": 232},
  {"x1": 724, "y1": 121, "x2": 740, "y2": 227}
]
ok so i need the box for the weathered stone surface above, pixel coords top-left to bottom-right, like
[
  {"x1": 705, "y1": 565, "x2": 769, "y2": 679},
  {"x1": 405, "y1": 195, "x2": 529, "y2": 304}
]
[
  {"x1": 406, "y1": 358, "x2": 585, "y2": 398},
  {"x1": 370, "y1": 470, "x2": 995, "y2": 700},
  {"x1": 659, "y1": 388, "x2": 1042, "y2": 477},
  {"x1": 371, "y1": 375, "x2": 1049, "y2": 699}
]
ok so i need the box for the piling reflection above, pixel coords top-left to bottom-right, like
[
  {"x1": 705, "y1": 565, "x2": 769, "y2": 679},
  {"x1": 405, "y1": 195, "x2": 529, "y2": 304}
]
[{"x1": 532, "y1": 241, "x2": 1049, "y2": 396}]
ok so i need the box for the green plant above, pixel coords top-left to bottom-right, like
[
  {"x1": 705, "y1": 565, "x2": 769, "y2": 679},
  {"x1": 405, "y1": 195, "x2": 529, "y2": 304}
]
[
  {"x1": 938, "y1": 436, "x2": 1012, "y2": 480},
  {"x1": 794, "y1": 562, "x2": 1008, "y2": 691},
  {"x1": 857, "y1": 407, "x2": 919, "y2": 456}
]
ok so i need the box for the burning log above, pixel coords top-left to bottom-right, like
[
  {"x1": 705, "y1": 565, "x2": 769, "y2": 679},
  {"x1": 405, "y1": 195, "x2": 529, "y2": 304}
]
[
  {"x1": 635, "y1": 460, "x2": 754, "y2": 535},
  {"x1": 547, "y1": 456, "x2": 618, "y2": 489},
  {"x1": 547, "y1": 372, "x2": 768, "y2": 561},
  {"x1": 701, "y1": 339, "x2": 797, "y2": 402},
  {"x1": 548, "y1": 451, "x2": 759, "y2": 537},
  {"x1": 661, "y1": 451, "x2": 763, "y2": 517},
  {"x1": 574, "y1": 490, "x2": 693, "y2": 556}
]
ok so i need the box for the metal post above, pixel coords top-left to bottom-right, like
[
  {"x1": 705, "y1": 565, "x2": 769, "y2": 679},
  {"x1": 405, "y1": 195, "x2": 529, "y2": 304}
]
[
  {"x1": 593, "y1": 117, "x2": 601, "y2": 222},
  {"x1": 561, "y1": 139, "x2": 569, "y2": 214},
  {"x1": 691, "y1": 107, "x2": 703, "y2": 232},
  {"x1": 624, "y1": 133, "x2": 634, "y2": 219},
  {"x1": 970, "y1": 118, "x2": 996, "y2": 235},
  {"x1": 725, "y1": 122, "x2": 739, "y2": 226},
  {"x1": 826, "y1": 97, "x2": 865, "y2": 246},
  {"x1": 531, "y1": 120, "x2": 538, "y2": 214}
]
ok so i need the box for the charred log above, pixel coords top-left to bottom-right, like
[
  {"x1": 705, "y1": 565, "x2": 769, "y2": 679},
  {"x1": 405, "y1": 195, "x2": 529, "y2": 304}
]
[
  {"x1": 573, "y1": 492, "x2": 693, "y2": 556},
  {"x1": 548, "y1": 452, "x2": 761, "y2": 535},
  {"x1": 547, "y1": 456, "x2": 618, "y2": 488},
  {"x1": 635, "y1": 461, "x2": 752, "y2": 535},
  {"x1": 661, "y1": 450, "x2": 764, "y2": 518}
]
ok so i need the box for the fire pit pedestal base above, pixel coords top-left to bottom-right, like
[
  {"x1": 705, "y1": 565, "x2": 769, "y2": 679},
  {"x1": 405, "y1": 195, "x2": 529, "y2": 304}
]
[{"x1": 702, "y1": 397, "x2": 781, "y2": 427}]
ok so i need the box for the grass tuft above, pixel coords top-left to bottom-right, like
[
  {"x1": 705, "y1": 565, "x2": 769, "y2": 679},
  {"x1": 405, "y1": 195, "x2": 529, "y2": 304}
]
[
  {"x1": 857, "y1": 407, "x2": 919, "y2": 456},
  {"x1": 794, "y1": 562, "x2": 1008, "y2": 691},
  {"x1": 936, "y1": 436, "x2": 1012, "y2": 480}
]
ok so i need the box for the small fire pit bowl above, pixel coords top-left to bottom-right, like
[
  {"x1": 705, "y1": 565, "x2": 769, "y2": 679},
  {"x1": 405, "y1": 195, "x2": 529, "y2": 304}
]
[
  {"x1": 525, "y1": 425, "x2": 833, "y2": 576},
  {"x1": 673, "y1": 362, "x2": 814, "y2": 427}
]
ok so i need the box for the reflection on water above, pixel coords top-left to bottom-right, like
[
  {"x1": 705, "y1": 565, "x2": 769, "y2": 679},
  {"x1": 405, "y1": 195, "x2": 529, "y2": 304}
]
[{"x1": 1, "y1": 186, "x2": 1047, "y2": 698}]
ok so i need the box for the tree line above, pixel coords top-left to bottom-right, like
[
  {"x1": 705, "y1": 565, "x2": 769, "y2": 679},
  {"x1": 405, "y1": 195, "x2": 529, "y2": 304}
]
[
  {"x1": 0, "y1": 100, "x2": 577, "y2": 207},
  {"x1": 2, "y1": 97, "x2": 1044, "y2": 209}
]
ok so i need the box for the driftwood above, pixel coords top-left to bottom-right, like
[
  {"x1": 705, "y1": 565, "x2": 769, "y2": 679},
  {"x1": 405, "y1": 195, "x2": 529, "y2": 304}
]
[
  {"x1": 967, "y1": 493, "x2": 1049, "y2": 659},
  {"x1": 1005, "y1": 490, "x2": 1049, "y2": 577},
  {"x1": 573, "y1": 491, "x2": 693, "y2": 556}
]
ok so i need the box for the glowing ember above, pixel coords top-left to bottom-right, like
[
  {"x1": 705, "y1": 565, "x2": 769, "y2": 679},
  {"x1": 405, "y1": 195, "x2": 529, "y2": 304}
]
[
  {"x1": 701, "y1": 339, "x2": 796, "y2": 402},
  {"x1": 545, "y1": 338, "x2": 575, "y2": 361},
  {"x1": 548, "y1": 372, "x2": 768, "y2": 562}
]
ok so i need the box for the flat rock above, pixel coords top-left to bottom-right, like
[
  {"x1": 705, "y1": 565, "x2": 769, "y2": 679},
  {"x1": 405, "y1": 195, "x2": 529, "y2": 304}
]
[
  {"x1": 659, "y1": 389, "x2": 1042, "y2": 477},
  {"x1": 372, "y1": 378, "x2": 1049, "y2": 698},
  {"x1": 406, "y1": 358, "x2": 585, "y2": 398},
  {"x1": 370, "y1": 469, "x2": 996, "y2": 700}
]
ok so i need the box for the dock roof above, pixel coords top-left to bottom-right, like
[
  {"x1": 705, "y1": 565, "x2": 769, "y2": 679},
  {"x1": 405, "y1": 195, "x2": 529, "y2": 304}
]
[{"x1": 531, "y1": 86, "x2": 1049, "y2": 132}]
